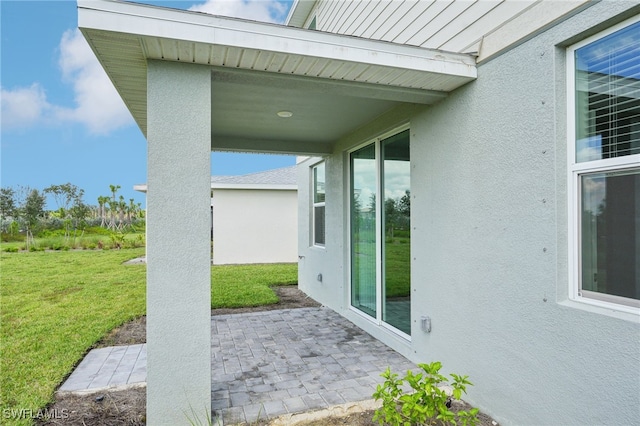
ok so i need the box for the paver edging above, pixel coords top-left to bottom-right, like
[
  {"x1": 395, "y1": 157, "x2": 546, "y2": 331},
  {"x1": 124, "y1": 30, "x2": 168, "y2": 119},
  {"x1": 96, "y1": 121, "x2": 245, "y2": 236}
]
[{"x1": 266, "y1": 399, "x2": 380, "y2": 426}]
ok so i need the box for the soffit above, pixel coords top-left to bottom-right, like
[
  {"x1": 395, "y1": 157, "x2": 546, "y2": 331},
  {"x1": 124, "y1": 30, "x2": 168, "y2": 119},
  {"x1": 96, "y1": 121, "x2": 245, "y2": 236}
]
[{"x1": 78, "y1": 0, "x2": 477, "y2": 155}]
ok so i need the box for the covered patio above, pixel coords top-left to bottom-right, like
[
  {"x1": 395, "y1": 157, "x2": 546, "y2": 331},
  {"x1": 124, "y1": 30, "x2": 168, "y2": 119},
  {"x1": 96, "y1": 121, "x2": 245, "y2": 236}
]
[
  {"x1": 77, "y1": 0, "x2": 477, "y2": 423},
  {"x1": 59, "y1": 306, "x2": 418, "y2": 424},
  {"x1": 215, "y1": 307, "x2": 418, "y2": 423}
]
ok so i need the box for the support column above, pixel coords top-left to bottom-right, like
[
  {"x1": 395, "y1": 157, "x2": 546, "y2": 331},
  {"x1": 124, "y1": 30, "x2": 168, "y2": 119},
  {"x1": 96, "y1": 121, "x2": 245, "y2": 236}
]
[{"x1": 146, "y1": 60, "x2": 211, "y2": 425}]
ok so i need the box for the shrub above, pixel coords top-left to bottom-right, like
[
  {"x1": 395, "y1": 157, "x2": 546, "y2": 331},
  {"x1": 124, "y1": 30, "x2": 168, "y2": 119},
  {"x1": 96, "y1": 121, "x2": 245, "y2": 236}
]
[
  {"x1": 130, "y1": 233, "x2": 145, "y2": 248},
  {"x1": 373, "y1": 361, "x2": 479, "y2": 426},
  {"x1": 1, "y1": 232, "x2": 24, "y2": 243},
  {"x1": 84, "y1": 225, "x2": 112, "y2": 236},
  {"x1": 40, "y1": 237, "x2": 66, "y2": 251},
  {"x1": 109, "y1": 232, "x2": 126, "y2": 249},
  {"x1": 80, "y1": 236, "x2": 102, "y2": 250}
]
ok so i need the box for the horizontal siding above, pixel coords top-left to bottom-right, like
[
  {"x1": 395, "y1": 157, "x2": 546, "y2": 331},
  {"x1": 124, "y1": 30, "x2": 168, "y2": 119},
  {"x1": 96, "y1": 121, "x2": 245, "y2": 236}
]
[
  {"x1": 368, "y1": 1, "x2": 421, "y2": 42},
  {"x1": 389, "y1": 1, "x2": 452, "y2": 46},
  {"x1": 332, "y1": 0, "x2": 368, "y2": 35},
  {"x1": 313, "y1": 0, "x2": 542, "y2": 54},
  {"x1": 438, "y1": 1, "x2": 535, "y2": 53},
  {"x1": 332, "y1": 0, "x2": 360, "y2": 33},
  {"x1": 404, "y1": 1, "x2": 493, "y2": 47},
  {"x1": 359, "y1": 1, "x2": 401, "y2": 39},
  {"x1": 317, "y1": 0, "x2": 342, "y2": 32},
  {"x1": 353, "y1": 0, "x2": 390, "y2": 37}
]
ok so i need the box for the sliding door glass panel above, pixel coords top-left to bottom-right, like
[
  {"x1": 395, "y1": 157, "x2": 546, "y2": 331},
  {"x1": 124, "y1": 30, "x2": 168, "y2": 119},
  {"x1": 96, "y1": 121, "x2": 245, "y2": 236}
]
[
  {"x1": 351, "y1": 143, "x2": 377, "y2": 318},
  {"x1": 382, "y1": 130, "x2": 411, "y2": 335}
]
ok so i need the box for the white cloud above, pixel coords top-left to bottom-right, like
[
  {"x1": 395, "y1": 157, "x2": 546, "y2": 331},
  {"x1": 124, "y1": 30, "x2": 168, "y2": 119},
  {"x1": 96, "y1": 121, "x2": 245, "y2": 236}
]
[
  {"x1": 1, "y1": 83, "x2": 51, "y2": 130},
  {"x1": 3, "y1": 1, "x2": 292, "y2": 135},
  {"x1": 55, "y1": 29, "x2": 133, "y2": 135},
  {"x1": 1, "y1": 29, "x2": 132, "y2": 135},
  {"x1": 189, "y1": 0, "x2": 288, "y2": 23}
]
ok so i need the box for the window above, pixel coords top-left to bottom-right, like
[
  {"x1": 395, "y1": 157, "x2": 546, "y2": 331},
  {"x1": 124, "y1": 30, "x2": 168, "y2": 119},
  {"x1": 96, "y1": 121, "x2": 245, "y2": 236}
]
[
  {"x1": 312, "y1": 162, "x2": 325, "y2": 246},
  {"x1": 350, "y1": 128, "x2": 411, "y2": 336},
  {"x1": 568, "y1": 17, "x2": 640, "y2": 311}
]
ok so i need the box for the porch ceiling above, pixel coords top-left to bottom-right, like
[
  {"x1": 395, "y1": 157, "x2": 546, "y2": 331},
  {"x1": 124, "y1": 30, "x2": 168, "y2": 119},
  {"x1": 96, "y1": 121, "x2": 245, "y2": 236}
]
[{"x1": 78, "y1": 0, "x2": 477, "y2": 156}]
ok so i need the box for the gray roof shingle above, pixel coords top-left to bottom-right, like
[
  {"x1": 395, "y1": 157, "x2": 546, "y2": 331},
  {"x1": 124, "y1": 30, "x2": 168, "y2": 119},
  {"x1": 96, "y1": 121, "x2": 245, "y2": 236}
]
[{"x1": 211, "y1": 165, "x2": 297, "y2": 186}]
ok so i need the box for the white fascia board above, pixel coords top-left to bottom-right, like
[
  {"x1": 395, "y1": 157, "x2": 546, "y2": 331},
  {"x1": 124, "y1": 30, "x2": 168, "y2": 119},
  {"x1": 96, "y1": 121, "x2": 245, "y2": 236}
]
[
  {"x1": 133, "y1": 184, "x2": 148, "y2": 193},
  {"x1": 77, "y1": 0, "x2": 476, "y2": 79},
  {"x1": 211, "y1": 183, "x2": 297, "y2": 191}
]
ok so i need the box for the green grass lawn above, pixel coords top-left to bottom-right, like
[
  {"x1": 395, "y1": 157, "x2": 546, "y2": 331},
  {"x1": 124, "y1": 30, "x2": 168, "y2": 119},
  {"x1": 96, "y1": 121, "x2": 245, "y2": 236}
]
[
  {"x1": 212, "y1": 263, "x2": 297, "y2": 307},
  {"x1": 0, "y1": 248, "x2": 297, "y2": 425},
  {"x1": 385, "y1": 237, "x2": 410, "y2": 297},
  {"x1": 352, "y1": 237, "x2": 410, "y2": 298}
]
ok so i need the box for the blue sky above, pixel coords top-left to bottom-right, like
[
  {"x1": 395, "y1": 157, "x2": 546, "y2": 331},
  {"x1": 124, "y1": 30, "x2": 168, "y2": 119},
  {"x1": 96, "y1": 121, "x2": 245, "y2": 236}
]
[{"x1": 1, "y1": 0, "x2": 296, "y2": 209}]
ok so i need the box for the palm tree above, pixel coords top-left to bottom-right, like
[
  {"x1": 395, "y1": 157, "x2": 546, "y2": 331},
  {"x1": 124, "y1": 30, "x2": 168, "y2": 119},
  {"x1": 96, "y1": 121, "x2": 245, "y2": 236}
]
[
  {"x1": 118, "y1": 196, "x2": 126, "y2": 229},
  {"x1": 97, "y1": 196, "x2": 109, "y2": 228},
  {"x1": 128, "y1": 198, "x2": 136, "y2": 222},
  {"x1": 108, "y1": 185, "x2": 121, "y2": 230}
]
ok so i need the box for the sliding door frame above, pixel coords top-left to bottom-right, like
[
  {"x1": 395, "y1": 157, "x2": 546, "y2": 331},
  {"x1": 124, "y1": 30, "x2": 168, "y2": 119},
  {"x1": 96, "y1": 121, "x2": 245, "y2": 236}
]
[{"x1": 347, "y1": 124, "x2": 411, "y2": 340}]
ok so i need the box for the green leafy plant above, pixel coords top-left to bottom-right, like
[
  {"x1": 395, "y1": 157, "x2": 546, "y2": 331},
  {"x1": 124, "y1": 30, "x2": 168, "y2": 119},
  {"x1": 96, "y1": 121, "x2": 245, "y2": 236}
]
[
  {"x1": 373, "y1": 361, "x2": 479, "y2": 426},
  {"x1": 109, "y1": 232, "x2": 126, "y2": 249},
  {"x1": 184, "y1": 404, "x2": 217, "y2": 426}
]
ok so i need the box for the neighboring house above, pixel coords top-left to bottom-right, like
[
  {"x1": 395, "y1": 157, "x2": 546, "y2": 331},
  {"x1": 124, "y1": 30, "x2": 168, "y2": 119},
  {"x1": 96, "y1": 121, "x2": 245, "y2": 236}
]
[
  {"x1": 210, "y1": 166, "x2": 298, "y2": 265},
  {"x1": 135, "y1": 166, "x2": 298, "y2": 265},
  {"x1": 78, "y1": 1, "x2": 639, "y2": 424}
]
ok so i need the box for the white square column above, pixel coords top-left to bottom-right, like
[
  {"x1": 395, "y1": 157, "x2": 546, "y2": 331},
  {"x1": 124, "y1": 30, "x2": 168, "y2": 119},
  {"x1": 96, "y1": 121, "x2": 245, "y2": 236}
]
[{"x1": 146, "y1": 60, "x2": 212, "y2": 425}]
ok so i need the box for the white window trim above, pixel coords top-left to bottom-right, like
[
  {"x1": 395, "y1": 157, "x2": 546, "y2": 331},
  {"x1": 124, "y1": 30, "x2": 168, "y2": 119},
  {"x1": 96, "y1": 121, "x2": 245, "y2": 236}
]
[
  {"x1": 566, "y1": 15, "x2": 640, "y2": 315},
  {"x1": 311, "y1": 161, "x2": 325, "y2": 248},
  {"x1": 346, "y1": 123, "x2": 411, "y2": 340}
]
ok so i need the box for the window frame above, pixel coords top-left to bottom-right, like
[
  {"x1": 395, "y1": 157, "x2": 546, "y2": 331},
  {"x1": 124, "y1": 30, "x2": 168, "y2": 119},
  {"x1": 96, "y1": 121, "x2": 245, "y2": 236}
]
[
  {"x1": 566, "y1": 15, "x2": 640, "y2": 314},
  {"x1": 311, "y1": 161, "x2": 326, "y2": 248}
]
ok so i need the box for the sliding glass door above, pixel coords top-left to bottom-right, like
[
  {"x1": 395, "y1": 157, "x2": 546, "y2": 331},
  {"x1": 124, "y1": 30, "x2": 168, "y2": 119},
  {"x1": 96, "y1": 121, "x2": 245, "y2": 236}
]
[
  {"x1": 350, "y1": 129, "x2": 411, "y2": 336},
  {"x1": 350, "y1": 143, "x2": 377, "y2": 317},
  {"x1": 382, "y1": 132, "x2": 411, "y2": 334}
]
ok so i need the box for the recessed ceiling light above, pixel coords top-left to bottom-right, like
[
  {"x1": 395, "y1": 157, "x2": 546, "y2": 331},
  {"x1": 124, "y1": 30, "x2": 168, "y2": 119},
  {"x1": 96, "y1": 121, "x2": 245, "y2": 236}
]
[{"x1": 277, "y1": 110, "x2": 293, "y2": 118}]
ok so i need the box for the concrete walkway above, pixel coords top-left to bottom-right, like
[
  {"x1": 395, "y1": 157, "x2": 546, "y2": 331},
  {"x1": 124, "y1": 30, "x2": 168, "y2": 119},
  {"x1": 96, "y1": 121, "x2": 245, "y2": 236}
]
[
  {"x1": 60, "y1": 307, "x2": 417, "y2": 424},
  {"x1": 59, "y1": 344, "x2": 146, "y2": 392}
]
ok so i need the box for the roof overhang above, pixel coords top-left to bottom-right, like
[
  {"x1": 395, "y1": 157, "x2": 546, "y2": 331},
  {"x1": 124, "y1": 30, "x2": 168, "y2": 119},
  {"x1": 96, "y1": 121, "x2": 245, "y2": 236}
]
[
  {"x1": 78, "y1": 0, "x2": 477, "y2": 155},
  {"x1": 285, "y1": 0, "x2": 316, "y2": 28}
]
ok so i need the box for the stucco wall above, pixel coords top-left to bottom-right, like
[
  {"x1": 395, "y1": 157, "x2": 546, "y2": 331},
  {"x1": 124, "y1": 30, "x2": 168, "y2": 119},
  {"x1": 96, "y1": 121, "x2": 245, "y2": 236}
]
[
  {"x1": 212, "y1": 188, "x2": 297, "y2": 265},
  {"x1": 146, "y1": 60, "x2": 211, "y2": 425},
  {"x1": 298, "y1": 2, "x2": 640, "y2": 425},
  {"x1": 298, "y1": 156, "x2": 346, "y2": 309}
]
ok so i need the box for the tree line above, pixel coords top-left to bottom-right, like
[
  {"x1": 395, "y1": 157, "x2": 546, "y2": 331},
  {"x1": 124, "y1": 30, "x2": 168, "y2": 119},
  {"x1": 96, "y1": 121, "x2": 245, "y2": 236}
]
[
  {"x1": 0, "y1": 183, "x2": 144, "y2": 247},
  {"x1": 353, "y1": 190, "x2": 411, "y2": 239}
]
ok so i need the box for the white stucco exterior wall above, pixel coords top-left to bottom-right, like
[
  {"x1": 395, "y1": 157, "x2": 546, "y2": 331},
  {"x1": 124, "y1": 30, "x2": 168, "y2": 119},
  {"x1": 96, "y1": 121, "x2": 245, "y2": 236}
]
[
  {"x1": 298, "y1": 2, "x2": 640, "y2": 425},
  {"x1": 212, "y1": 188, "x2": 298, "y2": 265},
  {"x1": 146, "y1": 60, "x2": 212, "y2": 424}
]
